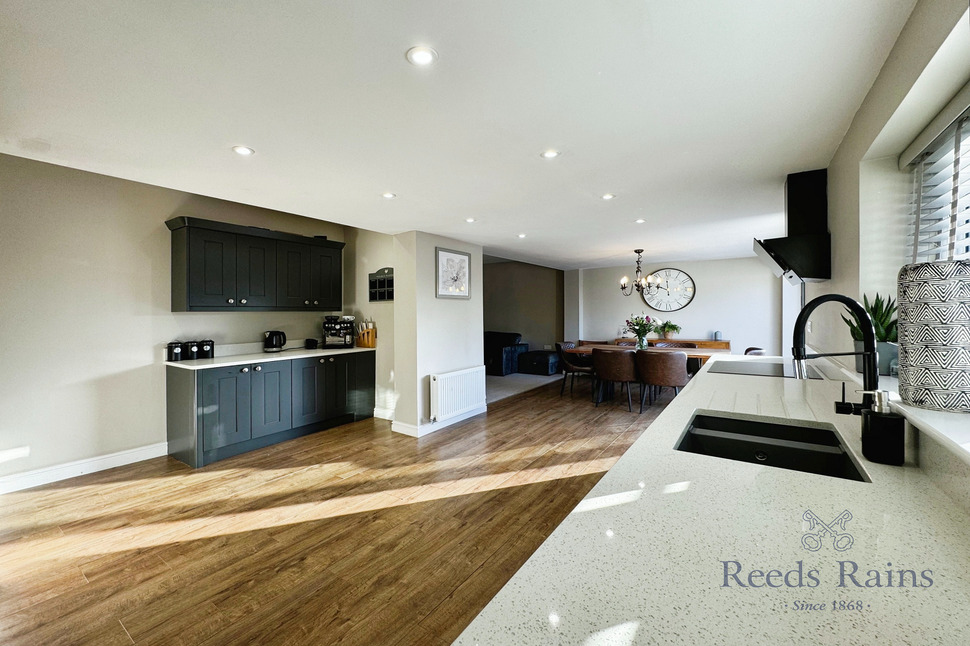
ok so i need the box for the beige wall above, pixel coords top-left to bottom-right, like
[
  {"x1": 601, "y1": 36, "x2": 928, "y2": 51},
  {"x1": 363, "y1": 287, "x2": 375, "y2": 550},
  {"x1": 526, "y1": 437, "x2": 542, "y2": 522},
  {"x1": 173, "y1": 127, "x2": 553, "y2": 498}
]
[
  {"x1": 392, "y1": 232, "x2": 484, "y2": 431},
  {"x1": 579, "y1": 258, "x2": 782, "y2": 355},
  {"x1": 808, "y1": 0, "x2": 968, "y2": 358},
  {"x1": 343, "y1": 228, "x2": 396, "y2": 418},
  {"x1": 483, "y1": 260, "x2": 564, "y2": 351},
  {"x1": 0, "y1": 153, "x2": 345, "y2": 478}
]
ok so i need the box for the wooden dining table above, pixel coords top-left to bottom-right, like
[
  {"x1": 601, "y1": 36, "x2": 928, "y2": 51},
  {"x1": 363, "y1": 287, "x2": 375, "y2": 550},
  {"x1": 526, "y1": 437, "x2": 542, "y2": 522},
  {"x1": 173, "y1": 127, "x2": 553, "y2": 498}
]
[{"x1": 564, "y1": 344, "x2": 730, "y2": 366}]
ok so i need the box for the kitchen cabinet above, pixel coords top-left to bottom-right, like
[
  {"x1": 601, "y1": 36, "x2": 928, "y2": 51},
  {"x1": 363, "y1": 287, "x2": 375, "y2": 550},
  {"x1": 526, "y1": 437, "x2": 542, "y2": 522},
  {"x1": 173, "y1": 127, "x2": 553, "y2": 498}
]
[
  {"x1": 166, "y1": 350, "x2": 374, "y2": 467},
  {"x1": 167, "y1": 217, "x2": 343, "y2": 312},
  {"x1": 291, "y1": 353, "x2": 355, "y2": 426}
]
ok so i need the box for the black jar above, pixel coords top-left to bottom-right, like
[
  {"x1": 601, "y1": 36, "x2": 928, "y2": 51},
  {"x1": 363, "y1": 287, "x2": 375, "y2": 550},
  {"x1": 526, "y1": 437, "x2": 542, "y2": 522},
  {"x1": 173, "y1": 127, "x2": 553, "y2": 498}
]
[
  {"x1": 166, "y1": 342, "x2": 183, "y2": 362},
  {"x1": 198, "y1": 339, "x2": 215, "y2": 359}
]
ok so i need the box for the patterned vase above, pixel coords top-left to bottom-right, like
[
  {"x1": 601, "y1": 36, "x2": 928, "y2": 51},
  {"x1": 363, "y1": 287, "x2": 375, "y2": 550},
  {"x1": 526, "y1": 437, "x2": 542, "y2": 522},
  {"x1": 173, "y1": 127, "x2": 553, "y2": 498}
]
[{"x1": 896, "y1": 260, "x2": 970, "y2": 412}]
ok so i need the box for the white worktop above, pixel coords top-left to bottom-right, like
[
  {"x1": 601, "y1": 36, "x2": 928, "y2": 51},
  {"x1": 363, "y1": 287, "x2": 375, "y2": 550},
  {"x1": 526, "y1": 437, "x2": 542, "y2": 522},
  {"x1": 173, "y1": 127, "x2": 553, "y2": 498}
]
[
  {"x1": 165, "y1": 346, "x2": 374, "y2": 370},
  {"x1": 455, "y1": 357, "x2": 970, "y2": 645}
]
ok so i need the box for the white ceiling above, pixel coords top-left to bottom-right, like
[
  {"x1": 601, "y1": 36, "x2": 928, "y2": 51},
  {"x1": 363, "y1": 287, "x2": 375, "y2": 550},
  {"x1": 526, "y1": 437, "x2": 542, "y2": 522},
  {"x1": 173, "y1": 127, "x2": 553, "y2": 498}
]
[{"x1": 0, "y1": 0, "x2": 917, "y2": 270}]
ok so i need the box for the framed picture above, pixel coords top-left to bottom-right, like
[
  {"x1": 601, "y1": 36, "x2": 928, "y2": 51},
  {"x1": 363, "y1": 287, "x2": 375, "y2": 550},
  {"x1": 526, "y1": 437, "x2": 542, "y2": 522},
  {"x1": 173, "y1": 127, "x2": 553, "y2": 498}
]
[{"x1": 436, "y1": 247, "x2": 471, "y2": 299}]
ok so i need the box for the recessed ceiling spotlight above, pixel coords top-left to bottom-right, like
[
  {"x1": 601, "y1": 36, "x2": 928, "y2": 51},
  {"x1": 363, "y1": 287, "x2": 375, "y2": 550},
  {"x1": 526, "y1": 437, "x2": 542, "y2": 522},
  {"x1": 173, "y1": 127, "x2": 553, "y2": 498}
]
[
  {"x1": 540, "y1": 150, "x2": 561, "y2": 159},
  {"x1": 232, "y1": 146, "x2": 255, "y2": 156},
  {"x1": 465, "y1": 217, "x2": 476, "y2": 223},
  {"x1": 635, "y1": 218, "x2": 645, "y2": 224},
  {"x1": 602, "y1": 193, "x2": 616, "y2": 200},
  {"x1": 382, "y1": 192, "x2": 397, "y2": 199},
  {"x1": 518, "y1": 233, "x2": 527, "y2": 238},
  {"x1": 406, "y1": 46, "x2": 438, "y2": 66}
]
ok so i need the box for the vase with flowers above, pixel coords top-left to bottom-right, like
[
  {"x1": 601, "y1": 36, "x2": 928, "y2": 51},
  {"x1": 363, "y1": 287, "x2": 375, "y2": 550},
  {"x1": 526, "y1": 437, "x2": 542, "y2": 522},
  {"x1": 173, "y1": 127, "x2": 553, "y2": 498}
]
[{"x1": 625, "y1": 313, "x2": 655, "y2": 349}]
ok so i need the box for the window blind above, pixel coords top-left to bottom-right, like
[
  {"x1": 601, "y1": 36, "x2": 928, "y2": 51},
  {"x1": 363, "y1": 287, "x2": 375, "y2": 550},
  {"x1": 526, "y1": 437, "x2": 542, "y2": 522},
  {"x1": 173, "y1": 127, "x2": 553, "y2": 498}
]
[{"x1": 910, "y1": 113, "x2": 970, "y2": 263}]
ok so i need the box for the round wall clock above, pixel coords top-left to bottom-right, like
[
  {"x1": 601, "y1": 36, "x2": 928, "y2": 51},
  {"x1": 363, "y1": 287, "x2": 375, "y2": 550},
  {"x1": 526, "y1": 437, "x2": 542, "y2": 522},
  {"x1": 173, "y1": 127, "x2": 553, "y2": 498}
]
[{"x1": 641, "y1": 267, "x2": 696, "y2": 312}]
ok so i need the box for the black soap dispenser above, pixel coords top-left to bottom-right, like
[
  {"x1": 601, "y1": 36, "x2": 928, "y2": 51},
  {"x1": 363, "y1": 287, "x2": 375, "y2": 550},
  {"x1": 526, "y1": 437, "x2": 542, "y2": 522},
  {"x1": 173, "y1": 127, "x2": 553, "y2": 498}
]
[{"x1": 860, "y1": 390, "x2": 905, "y2": 466}]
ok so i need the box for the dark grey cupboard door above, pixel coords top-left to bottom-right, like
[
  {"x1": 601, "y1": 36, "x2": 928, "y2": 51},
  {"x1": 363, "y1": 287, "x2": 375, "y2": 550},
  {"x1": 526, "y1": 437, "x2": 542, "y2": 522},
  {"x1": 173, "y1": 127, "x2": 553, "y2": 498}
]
[
  {"x1": 188, "y1": 229, "x2": 236, "y2": 307},
  {"x1": 292, "y1": 357, "x2": 327, "y2": 427},
  {"x1": 200, "y1": 366, "x2": 252, "y2": 450},
  {"x1": 325, "y1": 354, "x2": 355, "y2": 419},
  {"x1": 277, "y1": 242, "x2": 312, "y2": 308},
  {"x1": 236, "y1": 235, "x2": 277, "y2": 308},
  {"x1": 310, "y1": 246, "x2": 342, "y2": 311},
  {"x1": 251, "y1": 362, "x2": 292, "y2": 438}
]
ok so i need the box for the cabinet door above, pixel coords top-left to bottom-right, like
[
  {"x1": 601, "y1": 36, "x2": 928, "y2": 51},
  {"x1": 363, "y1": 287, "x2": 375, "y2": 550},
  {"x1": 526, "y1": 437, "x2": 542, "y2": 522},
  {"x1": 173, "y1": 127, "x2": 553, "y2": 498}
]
[
  {"x1": 251, "y1": 361, "x2": 292, "y2": 438},
  {"x1": 277, "y1": 242, "x2": 312, "y2": 308},
  {"x1": 325, "y1": 354, "x2": 355, "y2": 419},
  {"x1": 200, "y1": 366, "x2": 251, "y2": 450},
  {"x1": 291, "y1": 357, "x2": 327, "y2": 427},
  {"x1": 237, "y1": 235, "x2": 277, "y2": 308},
  {"x1": 188, "y1": 229, "x2": 236, "y2": 307},
  {"x1": 310, "y1": 246, "x2": 342, "y2": 310}
]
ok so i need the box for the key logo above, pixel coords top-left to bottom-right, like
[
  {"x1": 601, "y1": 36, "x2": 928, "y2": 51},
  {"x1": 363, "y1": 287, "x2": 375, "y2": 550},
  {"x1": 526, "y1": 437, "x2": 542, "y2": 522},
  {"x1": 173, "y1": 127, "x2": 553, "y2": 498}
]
[{"x1": 801, "y1": 509, "x2": 854, "y2": 552}]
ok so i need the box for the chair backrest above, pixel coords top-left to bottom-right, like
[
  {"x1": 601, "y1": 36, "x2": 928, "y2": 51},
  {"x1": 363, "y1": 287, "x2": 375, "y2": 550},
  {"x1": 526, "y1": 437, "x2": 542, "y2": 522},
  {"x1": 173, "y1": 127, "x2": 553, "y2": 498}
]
[
  {"x1": 592, "y1": 348, "x2": 636, "y2": 382},
  {"x1": 556, "y1": 342, "x2": 586, "y2": 371},
  {"x1": 744, "y1": 346, "x2": 766, "y2": 355},
  {"x1": 653, "y1": 341, "x2": 698, "y2": 348},
  {"x1": 615, "y1": 340, "x2": 637, "y2": 347},
  {"x1": 635, "y1": 349, "x2": 689, "y2": 388},
  {"x1": 578, "y1": 339, "x2": 610, "y2": 346}
]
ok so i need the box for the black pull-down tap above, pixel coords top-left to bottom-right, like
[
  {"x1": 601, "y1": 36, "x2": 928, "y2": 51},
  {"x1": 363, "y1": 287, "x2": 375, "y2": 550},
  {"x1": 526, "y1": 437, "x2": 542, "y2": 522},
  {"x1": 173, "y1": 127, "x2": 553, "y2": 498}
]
[{"x1": 791, "y1": 294, "x2": 879, "y2": 414}]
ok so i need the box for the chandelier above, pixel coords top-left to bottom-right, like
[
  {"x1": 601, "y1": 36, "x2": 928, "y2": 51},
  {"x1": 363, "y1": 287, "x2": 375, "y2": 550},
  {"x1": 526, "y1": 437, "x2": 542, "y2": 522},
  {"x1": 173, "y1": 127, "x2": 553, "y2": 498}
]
[{"x1": 619, "y1": 249, "x2": 661, "y2": 296}]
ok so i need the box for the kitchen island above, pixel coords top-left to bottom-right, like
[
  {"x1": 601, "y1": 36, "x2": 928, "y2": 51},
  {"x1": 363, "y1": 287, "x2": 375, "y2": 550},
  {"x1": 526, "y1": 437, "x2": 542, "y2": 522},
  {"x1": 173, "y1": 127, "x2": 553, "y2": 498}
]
[{"x1": 455, "y1": 357, "x2": 970, "y2": 644}]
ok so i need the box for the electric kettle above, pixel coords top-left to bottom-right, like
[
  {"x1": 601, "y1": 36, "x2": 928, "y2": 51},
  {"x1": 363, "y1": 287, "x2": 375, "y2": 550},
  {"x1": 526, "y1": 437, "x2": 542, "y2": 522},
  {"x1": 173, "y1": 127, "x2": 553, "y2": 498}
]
[{"x1": 263, "y1": 330, "x2": 286, "y2": 352}]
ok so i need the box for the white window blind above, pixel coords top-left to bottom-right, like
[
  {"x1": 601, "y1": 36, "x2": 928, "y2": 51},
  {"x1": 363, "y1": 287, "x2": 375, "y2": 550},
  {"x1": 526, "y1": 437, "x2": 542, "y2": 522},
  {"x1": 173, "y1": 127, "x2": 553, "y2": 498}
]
[{"x1": 910, "y1": 113, "x2": 970, "y2": 263}]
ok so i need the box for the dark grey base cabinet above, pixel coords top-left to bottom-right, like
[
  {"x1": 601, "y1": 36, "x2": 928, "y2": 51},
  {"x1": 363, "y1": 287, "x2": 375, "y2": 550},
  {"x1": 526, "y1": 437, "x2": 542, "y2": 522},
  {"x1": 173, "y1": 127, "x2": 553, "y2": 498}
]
[
  {"x1": 167, "y1": 217, "x2": 344, "y2": 312},
  {"x1": 167, "y1": 352, "x2": 375, "y2": 468}
]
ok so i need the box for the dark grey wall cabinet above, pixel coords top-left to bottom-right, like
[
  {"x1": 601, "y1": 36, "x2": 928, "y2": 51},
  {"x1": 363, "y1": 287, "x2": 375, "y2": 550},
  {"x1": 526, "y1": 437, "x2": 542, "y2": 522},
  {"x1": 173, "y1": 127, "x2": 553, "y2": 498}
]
[
  {"x1": 166, "y1": 351, "x2": 375, "y2": 467},
  {"x1": 167, "y1": 217, "x2": 344, "y2": 312}
]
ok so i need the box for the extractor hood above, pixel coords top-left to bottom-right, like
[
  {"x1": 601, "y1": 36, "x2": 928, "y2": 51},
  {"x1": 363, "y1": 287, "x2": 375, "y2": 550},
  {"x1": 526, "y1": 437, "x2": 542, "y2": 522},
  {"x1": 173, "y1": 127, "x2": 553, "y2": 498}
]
[{"x1": 754, "y1": 168, "x2": 831, "y2": 285}]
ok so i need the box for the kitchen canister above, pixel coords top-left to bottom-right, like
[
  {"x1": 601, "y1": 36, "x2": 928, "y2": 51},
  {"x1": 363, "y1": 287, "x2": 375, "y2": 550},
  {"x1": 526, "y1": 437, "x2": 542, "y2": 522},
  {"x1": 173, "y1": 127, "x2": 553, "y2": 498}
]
[{"x1": 896, "y1": 260, "x2": 970, "y2": 412}]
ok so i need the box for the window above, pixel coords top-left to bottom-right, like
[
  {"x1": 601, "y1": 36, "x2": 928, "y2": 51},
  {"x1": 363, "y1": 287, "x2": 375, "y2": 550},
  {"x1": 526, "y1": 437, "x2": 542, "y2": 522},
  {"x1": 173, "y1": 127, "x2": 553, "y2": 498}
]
[{"x1": 910, "y1": 112, "x2": 970, "y2": 263}]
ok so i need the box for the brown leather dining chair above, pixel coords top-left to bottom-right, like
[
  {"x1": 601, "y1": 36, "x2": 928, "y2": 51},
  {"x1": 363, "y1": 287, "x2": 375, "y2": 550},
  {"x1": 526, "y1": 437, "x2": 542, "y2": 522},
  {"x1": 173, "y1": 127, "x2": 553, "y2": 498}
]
[
  {"x1": 615, "y1": 340, "x2": 637, "y2": 347},
  {"x1": 653, "y1": 341, "x2": 700, "y2": 375},
  {"x1": 556, "y1": 342, "x2": 593, "y2": 397},
  {"x1": 635, "y1": 349, "x2": 689, "y2": 413},
  {"x1": 592, "y1": 348, "x2": 638, "y2": 412}
]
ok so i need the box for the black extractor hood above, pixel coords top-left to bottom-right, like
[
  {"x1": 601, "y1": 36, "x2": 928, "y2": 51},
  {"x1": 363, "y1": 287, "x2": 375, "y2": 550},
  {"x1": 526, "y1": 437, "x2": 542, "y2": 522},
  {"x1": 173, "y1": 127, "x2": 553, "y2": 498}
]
[{"x1": 754, "y1": 168, "x2": 831, "y2": 285}]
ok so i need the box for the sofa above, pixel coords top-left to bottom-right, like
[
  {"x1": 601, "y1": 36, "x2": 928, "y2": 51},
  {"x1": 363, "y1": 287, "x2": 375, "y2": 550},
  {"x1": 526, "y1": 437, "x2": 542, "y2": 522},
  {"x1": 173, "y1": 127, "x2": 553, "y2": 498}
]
[{"x1": 484, "y1": 331, "x2": 529, "y2": 376}]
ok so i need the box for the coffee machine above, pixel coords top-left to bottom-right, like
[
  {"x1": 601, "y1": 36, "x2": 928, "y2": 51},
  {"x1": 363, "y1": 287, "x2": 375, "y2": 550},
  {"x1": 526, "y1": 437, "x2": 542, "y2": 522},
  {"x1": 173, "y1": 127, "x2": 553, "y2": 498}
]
[{"x1": 322, "y1": 316, "x2": 355, "y2": 348}]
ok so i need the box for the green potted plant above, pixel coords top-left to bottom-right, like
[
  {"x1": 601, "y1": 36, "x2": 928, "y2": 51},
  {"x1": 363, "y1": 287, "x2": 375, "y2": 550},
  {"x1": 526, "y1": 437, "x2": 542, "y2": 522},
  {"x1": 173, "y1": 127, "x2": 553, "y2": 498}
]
[
  {"x1": 656, "y1": 320, "x2": 682, "y2": 340},
  {"x1": 625, "y1": 313, "x2": 655, "y2": 349},
  {"x1": 841, "y1": 293, "x2": 898, "y2": 376}
]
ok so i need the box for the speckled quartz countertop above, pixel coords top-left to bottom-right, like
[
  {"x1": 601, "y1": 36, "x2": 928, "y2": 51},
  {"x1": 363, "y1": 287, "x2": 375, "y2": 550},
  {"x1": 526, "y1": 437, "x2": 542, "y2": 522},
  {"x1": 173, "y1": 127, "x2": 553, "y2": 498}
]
[
  {"x1": 165, "y1": 346, "x2": 373, "y2": 370},
  {"x1": 454, "y1": 357, "x2": 970, "y2": 645}
]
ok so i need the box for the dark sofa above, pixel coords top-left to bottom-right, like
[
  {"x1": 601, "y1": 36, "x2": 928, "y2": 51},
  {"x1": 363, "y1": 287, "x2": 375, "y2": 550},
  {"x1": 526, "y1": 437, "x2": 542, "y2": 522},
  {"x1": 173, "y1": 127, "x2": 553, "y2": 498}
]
[{"x1": 484, "y1": 331, "x2": 529, "y2": 376}]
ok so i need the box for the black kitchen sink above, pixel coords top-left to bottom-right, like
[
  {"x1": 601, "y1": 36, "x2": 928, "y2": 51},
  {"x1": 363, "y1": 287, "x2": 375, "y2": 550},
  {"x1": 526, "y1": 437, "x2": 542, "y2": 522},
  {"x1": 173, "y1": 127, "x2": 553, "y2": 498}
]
[{"x1": 675, "y1": 410, "x2": 869, "y2": 482}]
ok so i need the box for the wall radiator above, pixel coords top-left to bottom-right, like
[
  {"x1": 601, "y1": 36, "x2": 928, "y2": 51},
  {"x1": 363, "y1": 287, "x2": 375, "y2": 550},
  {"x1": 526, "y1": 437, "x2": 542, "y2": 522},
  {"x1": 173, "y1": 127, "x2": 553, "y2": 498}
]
[{"x1": 430, "y1": 365, "x2": 487, "y2": 423}]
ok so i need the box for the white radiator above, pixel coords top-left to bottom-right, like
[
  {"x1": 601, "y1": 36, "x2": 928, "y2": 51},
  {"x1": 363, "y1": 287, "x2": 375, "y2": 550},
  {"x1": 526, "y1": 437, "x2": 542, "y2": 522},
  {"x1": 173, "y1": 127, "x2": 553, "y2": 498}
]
[{"x1": 430, "y1": 365, "x2": 487, "y2": 422}]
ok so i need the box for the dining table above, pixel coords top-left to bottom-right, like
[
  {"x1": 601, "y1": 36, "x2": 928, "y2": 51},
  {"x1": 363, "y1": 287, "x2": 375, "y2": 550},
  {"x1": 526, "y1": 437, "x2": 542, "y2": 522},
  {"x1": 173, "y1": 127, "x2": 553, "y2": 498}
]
[{"x1": 564, "y1": 344, "x2": 730, "y2": 366}]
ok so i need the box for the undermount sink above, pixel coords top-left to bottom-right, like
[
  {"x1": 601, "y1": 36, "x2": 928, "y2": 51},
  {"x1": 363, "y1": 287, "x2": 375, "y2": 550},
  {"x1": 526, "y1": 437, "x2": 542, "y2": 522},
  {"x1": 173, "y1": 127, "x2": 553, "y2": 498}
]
[{"x1": 675, "y1": 410, "x2": 869, "y2": 482}]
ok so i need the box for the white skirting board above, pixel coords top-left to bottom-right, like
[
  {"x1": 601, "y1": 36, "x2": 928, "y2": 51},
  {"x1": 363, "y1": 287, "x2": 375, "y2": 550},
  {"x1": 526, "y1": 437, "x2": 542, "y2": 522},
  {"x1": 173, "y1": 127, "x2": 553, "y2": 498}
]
[
  {"x1": 392, "y1": 405, "x2": 488, "y2": 438},
  {"x1": 0, "y1": 442, "x2": 169, "y2": 495}
]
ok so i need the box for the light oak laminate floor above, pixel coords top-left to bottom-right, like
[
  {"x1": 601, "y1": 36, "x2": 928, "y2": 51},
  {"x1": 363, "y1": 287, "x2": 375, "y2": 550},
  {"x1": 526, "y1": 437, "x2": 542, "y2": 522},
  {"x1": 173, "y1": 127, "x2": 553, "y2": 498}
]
[{"x1": 0, "y1": 381, "x2": 671, "y2": 645}]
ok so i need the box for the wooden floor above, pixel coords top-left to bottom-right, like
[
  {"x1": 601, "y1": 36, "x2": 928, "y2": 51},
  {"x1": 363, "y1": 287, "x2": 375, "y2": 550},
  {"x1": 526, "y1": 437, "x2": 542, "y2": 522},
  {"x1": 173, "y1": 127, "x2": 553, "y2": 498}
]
[{"x1": 0, "y1": 380, "x2": 671, "y2": 646}]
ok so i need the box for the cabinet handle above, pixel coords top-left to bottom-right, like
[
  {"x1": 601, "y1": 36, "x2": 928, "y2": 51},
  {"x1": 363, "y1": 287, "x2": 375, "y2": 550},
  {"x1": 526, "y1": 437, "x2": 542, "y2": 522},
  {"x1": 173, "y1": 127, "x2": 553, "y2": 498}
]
[
  {"x1": 241, "y1": 367, "x2": 249, "y2": 373},
  {"x1": 304, "y1": 300, "x2": 310, "y2": 305},
  {"x1": 254, "y1": 365, "x2": 262, "y2": 372},
  {"x1": 329, "y1": 357, "x2": 335, "y2": 362},
  {"x1": 240, "y1": 298, "x2": 248, "y2": 304},
  {"x1": 319, "y1": 358, "x2": 325, "y2": 364},
  {"x1": 227, "y1": 298, "x2": 235, "y2": 304},
  {"x1": 313, "y1": 300, "x2": 319, "y2": 305}
]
